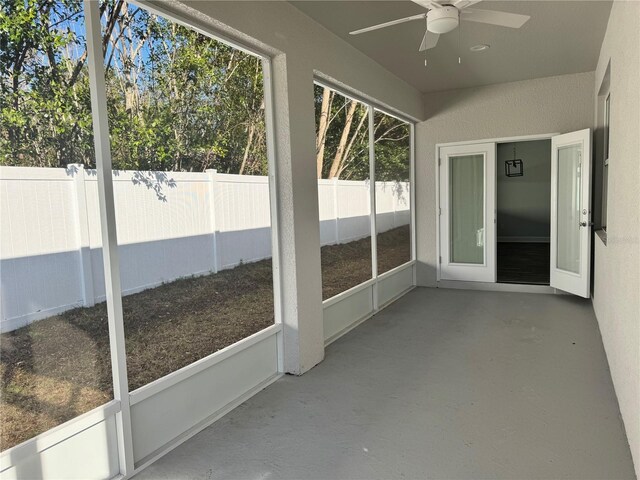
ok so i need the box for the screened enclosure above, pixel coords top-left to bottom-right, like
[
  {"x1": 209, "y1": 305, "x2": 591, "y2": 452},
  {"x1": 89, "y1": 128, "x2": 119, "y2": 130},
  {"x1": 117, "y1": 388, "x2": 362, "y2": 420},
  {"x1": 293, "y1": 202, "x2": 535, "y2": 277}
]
[
  {"x1": 1, "y1": 0, "x2": 281, "y2": 474},
  {"x1": 314, "y1": 83, "x2": 413, "y2": 303}
]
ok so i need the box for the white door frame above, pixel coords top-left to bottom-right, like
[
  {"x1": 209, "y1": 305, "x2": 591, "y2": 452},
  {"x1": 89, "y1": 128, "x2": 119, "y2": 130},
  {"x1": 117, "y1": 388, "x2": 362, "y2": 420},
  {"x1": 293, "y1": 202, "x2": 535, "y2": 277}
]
[
  {"x1": 550, "y1": 128, "x2": 592, "y2": 298},
  {"x1": 439, "y1": 142, "x2": 496, "y2": 282},
  {"x1": 436, "y1": 133, "x2": 558, "y2": 283}
]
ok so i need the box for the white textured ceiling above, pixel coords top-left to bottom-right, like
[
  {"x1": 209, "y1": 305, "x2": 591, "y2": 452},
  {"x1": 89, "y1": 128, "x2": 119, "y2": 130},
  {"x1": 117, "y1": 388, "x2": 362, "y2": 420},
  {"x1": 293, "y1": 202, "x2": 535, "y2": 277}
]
[{"x1": 290, "y1": 0, "x2": 612, "y2": 93}]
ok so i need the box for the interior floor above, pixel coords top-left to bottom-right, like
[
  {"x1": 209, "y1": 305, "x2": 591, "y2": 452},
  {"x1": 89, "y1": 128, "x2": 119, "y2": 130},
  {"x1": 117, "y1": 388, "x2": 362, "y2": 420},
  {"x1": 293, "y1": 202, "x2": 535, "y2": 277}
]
[
  {"x1": 136, "y1": 288, "x2": 635, "y2": 480},
  {"x1": 497, "y1": 242, "x2": 550, "y2": 285}
]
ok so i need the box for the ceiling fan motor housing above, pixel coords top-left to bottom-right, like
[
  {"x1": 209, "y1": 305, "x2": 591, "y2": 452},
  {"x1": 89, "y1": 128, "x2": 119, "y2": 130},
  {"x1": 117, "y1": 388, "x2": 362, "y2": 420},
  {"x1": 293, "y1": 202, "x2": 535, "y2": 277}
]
[{"x1": 427, "y1": 6, "x2": 459, "y2": 34}]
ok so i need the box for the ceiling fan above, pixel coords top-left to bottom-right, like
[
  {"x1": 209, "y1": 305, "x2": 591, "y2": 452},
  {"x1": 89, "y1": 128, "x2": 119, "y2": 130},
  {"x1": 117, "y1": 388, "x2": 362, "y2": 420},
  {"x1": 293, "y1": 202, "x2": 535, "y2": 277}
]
[{"x1": 349, "y1": 0, "x2": 530, "y2": 52}]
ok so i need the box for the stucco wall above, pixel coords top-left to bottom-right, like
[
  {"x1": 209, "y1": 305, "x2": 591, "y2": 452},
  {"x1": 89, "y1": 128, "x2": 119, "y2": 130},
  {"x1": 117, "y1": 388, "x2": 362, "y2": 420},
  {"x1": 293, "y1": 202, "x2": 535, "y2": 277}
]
[
  {"x1": 591, "y1": 1, "x2": 640, "y2": 476},
  {"x1": 415, "y1": 71, "x2": 594, "y2": 286},
  {"x1": 164, "y1": 0, "x2": 424, "y2": 374}
]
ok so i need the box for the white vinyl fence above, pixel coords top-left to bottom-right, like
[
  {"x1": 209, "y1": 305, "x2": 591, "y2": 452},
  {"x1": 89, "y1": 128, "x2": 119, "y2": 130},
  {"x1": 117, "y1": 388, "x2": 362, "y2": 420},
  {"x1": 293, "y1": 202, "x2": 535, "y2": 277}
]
[{"x1": 0, "y1": 166, "x2": 409, "y2": 332}]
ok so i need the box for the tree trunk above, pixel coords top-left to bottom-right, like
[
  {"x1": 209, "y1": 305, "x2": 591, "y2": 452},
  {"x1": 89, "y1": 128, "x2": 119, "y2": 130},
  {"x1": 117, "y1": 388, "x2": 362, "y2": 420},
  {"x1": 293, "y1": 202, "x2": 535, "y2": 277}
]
[
  {"x1": 239, "y1": 121, "x2": 257, "y2": 175},
  {"x1": 316, "y1": 87, "x2": 333, "y2": 178},
  {"x1": 338, "y1": 107, "x2": 367, "y2": 176},
  {"x1": 328, "y1": 100, "x2": 357, "y2": 179}
]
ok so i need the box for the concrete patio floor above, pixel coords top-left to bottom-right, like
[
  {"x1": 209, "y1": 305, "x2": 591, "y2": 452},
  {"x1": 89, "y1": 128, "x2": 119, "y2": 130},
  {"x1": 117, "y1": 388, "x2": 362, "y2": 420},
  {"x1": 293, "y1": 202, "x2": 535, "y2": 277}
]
[{"x1": 135, "y1": 287, "x2": 635, "y2": 480}]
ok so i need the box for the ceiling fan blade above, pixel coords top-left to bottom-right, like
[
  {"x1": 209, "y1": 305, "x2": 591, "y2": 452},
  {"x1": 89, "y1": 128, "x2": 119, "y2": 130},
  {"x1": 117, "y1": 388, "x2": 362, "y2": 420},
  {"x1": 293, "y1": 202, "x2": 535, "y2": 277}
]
[
  {"x1": 349, "y1": 13, "x2": 426, "y2": 35},
  {"x1": 411, "y1": 0, "x2": 443, "y2": 10},
  {"x1": 419, "y1": 31, "x2": 440, "y2": 51},
  {"x1": 461, "y1": 8, "x2": 530, "y2": 28},
  {"x1": 452, "y1": 0, "x2": 482, "y2": 10}
]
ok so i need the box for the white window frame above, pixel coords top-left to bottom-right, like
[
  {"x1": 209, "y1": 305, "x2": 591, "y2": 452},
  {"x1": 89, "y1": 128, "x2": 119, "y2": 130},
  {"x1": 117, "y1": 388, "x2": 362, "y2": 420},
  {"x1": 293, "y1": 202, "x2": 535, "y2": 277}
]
[{"x1": 601, "y1": 91, "x2": 610, "y2": 232}]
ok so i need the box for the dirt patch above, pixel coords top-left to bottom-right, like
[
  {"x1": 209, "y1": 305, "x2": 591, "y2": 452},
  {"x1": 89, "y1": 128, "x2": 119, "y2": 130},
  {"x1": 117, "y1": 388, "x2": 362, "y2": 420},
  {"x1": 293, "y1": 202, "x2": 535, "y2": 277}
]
[
  {"x1": 321, "y1": 225, "x2": 410, "y2": 299},
  {"x1": 376, "y1": 225, "x2": 411, "y2": 277},
  {"x1": 0, "y1": 225, "x2": 410, "y2": 450}
]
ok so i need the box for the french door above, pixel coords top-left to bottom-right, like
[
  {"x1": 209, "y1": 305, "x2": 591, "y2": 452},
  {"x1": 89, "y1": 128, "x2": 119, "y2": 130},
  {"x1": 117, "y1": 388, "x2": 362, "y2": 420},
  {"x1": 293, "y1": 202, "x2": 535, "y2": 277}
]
[
  {"x1": 438, "y1": 130, "x2": 592, "y2": 297},
  {"x1": 550, "y1": 129, "x2": 592, "y2": 298},
  {"x1": 439, "y1": 143, "x2": 496, "y2": 282}
]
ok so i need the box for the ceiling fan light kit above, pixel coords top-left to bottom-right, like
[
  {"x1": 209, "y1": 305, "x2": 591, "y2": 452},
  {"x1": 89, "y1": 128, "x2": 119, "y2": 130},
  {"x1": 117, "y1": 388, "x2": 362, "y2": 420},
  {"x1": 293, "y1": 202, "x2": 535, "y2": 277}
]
[
  {"x1": 427, "y1": 6, "x2": 459, "y2": 34},
  {"x1": 349, "y1": 0, "x2": 531, "y2": 57}
]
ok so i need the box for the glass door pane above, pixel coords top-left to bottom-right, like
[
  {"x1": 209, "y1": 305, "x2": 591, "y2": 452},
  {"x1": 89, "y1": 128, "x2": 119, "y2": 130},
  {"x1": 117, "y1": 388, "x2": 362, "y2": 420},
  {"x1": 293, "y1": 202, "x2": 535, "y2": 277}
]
[
  {"x1": 556, "y1": 144, "x2": 581, "y2": 274},
  {"x1": 450, "y1": 154, "x2": 485, "y2": 264}
]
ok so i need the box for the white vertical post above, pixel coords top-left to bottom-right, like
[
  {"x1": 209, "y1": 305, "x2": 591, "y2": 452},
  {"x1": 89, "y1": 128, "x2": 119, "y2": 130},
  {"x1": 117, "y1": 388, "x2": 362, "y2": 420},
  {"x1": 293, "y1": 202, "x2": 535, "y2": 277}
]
[
  {"x1": 69, "y1": 163, "x2": 95, "y2": 307},
  {"x1": 410, "y1": 123, "x2": 417, "y2": 286},
  {"x1": 84, "y1": 1, "x2": 134, "y2": 474},
  {"x1": 332, "y1": 177, "x2": 340, "y2": 244},
  {"x1": 267, "y1": 57, "x2": 324, "y2": 374},
  {"x1": 368, "y1": 106, "x2": 378, "y2": 311},
  {"x1": 206, "y1": 169, "x2": 219, "y2": 274}
]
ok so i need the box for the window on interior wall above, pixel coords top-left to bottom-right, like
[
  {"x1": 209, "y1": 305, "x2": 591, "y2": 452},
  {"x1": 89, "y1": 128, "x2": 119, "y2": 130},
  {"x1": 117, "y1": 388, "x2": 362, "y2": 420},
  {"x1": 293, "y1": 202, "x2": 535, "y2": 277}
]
[
  {"x1": 99, "y1": 1, "x2": 276, "y2": 391},
  {"x1": 594, "y1": 62, "x2": 611, "y2": 241},
  {"x1": 0, "y1": 0, "x2": 114, "y2": 450},
  {"x1": 601, "y1": 92, "x2": 610, "y2": 231},
  {"x1": 314, "y1": 83, "x2": 372, "y2": 300},
  {"x1": 373, "y1": 110, "x2": 412, "y2": 275}
]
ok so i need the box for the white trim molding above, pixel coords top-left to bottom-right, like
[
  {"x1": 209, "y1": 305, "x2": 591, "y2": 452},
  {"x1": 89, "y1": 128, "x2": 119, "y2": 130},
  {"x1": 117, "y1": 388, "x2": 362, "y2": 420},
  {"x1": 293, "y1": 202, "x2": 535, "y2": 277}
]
[
  {"x1": 130, "y1": 324, "x2": 282, "y2": 406},
  {"x1": 0, "y1": 401, "x2": 121, "y2": 472}
]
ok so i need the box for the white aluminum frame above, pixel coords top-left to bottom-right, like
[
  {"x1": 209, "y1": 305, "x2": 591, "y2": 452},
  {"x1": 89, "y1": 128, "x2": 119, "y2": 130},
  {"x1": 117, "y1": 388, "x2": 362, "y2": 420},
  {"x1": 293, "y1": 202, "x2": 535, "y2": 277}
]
[
  {"x1": 368, "y1": 107, "x2": 379, "y2": 309},
  {"x1": 129, "y1": 324, "x2": 282, "y2": 406},
  {"x1": 0, "y1": 400, "x2": 121, "y2": 471},
  {"x1": 1, "y1": 2, "x2": 284, "y2": 478},
  {"x1": 313, "y1": 80, "x2": 417, "y2": 345},
  {"x1": 323, "y1": 262, "x2": 415, "y2": 346},
  {"x1": 313, "y1": 77, "x2": 419, "y2": 125},
  {"x1": 410, "y1": 123, "x2": 417, "y2": 286},
  {"x1": 314, "y1": 79, "x2": 417, "y2": 282},
  {"x1": 262, "y1": 56, "x2": 286, "y2": 372},
  {"x1": 84, "y1": 1, "x2": 134, "y2": 473}
]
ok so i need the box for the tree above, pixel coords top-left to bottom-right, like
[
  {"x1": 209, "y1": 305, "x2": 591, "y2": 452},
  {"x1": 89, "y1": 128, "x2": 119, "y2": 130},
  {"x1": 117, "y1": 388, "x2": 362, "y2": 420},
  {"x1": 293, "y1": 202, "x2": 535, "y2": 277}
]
[
  {"x1": 315, "y1": 86, "x2": 332, "y2": 178},
  {"x1": 1, "y1": 1, "x2": 409, "y2": 179},
  {"x1": 313, "y1": 84, "x2": 409, "y2": 182},
  {"x1": 1, "y1": 0, "x2": 95, "y2": 166},
  {"x1": 0, "y1": 0, "x2": 268, "y2": 175}
]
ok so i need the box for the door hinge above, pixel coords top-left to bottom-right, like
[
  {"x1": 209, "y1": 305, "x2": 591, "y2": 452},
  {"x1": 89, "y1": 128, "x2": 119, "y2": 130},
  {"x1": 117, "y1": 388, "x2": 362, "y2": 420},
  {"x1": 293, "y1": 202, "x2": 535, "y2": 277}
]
[
  {"x1": 438, "y1": 158, "x2": 442, "y2": 166},
  {"x1": 439, "y1": 255, "x2": 442, "y2": 264},
  {"x1": 439, "y1": 207, "x2": 442, "y2": 216}
]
